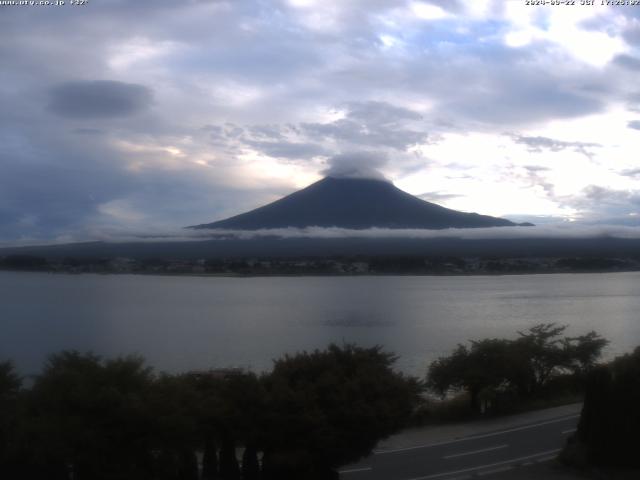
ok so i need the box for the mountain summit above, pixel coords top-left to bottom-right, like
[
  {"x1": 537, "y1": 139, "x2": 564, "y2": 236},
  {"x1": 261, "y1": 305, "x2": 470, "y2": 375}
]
[{"x1": 189, "y1": 177, "x2": 532, "y2": 230}]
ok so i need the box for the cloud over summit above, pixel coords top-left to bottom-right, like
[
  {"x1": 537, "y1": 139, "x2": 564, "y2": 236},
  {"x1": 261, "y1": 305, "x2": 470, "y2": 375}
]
[{"x1": 323, "y1": 152, "x2": 389, "y2": 181}]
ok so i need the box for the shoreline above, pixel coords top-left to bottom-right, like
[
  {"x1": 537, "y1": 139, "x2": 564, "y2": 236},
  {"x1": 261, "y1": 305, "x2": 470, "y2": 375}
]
[{"x1": 2, "y1": 267, "x2": 639, "y2": 279}]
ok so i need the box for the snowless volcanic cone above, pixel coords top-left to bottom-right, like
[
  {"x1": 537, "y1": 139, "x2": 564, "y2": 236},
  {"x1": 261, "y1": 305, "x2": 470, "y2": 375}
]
[{"x1": 189, "y1": 177, "x2": 532, "y2": 230}]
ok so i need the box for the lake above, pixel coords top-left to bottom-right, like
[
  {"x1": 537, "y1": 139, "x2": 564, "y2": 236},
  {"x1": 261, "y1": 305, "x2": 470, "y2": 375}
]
[{"x1": 1, "y1": 271, "x2": 639, "y2": 377}]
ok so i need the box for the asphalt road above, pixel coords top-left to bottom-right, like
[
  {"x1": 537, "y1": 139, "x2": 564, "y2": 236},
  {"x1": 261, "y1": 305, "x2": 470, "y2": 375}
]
[{"x1": 339, "y1": 412, "x2": 579, "y2": 480}]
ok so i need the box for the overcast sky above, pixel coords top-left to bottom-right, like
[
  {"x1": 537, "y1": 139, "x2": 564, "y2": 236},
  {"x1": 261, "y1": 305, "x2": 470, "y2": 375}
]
[{"x1": 2, "y1": 0, "x2": 640, "y2": 244}]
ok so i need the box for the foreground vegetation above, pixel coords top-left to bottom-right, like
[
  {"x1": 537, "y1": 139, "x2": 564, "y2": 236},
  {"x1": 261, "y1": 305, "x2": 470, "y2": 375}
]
[
  {"x1": 1, "y1": 324, "x2": 631, "y2": 478},
  {"x1": 425, "y1": 324, "x2": 608, "y2": 415},
  {"x1": 562, "y1": 346, "x2": 640, "y2": 469},
  {"x1": 0, "y1": 345, "x2": 421, "y2": 480},
  {"x1": 426, "y1": 325, "x2": 640, "y2": 472}
]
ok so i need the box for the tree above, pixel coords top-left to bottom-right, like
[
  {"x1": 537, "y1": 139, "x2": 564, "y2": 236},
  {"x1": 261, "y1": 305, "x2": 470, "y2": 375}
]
[
  {"x1": 427, "y1": 339, "x2": 515, "y2": 411},
  {"x1": 0, "y1": 361, "x2": 20, "y2": 398},
  {"x1": 561, "y1": 331, "x2": 609, "y2": 377},
  {"x1": 513, "y1": 323, "x2": 569, "y2": 395},
  {"x1": 26, "y1": 351, "x2": 155, "y2": 480},
  {"x1": 261, "y1": 344, "x2": 422, "y2": 479},
  {"x1": 1, "y1": 254, "x2": 48, "y2": 270},
  {"x1": 0, "y1": 361, "x2": 22, "y2": 477},
  {"x1": 512, "y1": 324, "x2": 608, "y2": 395},
  {"x1": 2, "y1": 347, "x2": 421, "y2": 479},
  {"x1": 427, "y1": 324, "x2": 608, "y2": 412},
  {"x1": 181, "y1": 369, "x2": 266, "y2": 479},
  {"x1": 567, "y1": 346, "x2": 640, "y2": 467}
]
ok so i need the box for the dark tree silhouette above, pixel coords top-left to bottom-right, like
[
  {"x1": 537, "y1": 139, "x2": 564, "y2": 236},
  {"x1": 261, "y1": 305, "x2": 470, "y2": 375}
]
[
  {"x1": 0, "y1": 361, "x2": 22, "y2": 478},
  {"x1": 427, "y1": 324, "x2": 608, "y2": 412},
  {"x1": 514, "y1": 323, "x2": 571, "y2": 395},
  {"x1": 570, "y1": 347, "x2": 640, "y2": 467},
  {"x1": 561, "y1": 331, "x2": 609, "y2": 378},
  {"x1": 1, "y1": 254, "x2": 48, "y2": 270},
  {"x1": 261, "y1": 344, "x2": 422, "y2": 478},
  {"x1": 427, "y1": 339, "x2": 514, "y2": 411},
  {"x1": 26, "y1": 351, "x2": 155, "y2": 480},
  {"x1": 2, "y1": 345, "x2": 420, "y2": 479}
]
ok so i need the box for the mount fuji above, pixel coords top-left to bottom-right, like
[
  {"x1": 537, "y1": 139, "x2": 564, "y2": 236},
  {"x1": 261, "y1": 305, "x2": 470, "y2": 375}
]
[{"x1": 189, "y1": 176, "x2": 532, "y2": 230}]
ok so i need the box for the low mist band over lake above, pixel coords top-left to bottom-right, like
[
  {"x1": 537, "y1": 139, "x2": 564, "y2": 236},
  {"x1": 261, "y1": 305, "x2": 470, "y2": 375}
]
[{"x1": 3, "y1": 271, "x2": 640, "y2": 377}]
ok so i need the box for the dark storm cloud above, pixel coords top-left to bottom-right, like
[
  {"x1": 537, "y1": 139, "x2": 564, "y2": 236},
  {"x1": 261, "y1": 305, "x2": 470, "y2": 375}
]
[{"x1": 48, "y1": 81, "x2": 153, "y2": 119}]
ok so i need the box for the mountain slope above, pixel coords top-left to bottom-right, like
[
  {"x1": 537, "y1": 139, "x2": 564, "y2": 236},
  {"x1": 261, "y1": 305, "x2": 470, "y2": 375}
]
[{"x1": 190, "y1": 177, "x2": 531, "y2": 230}]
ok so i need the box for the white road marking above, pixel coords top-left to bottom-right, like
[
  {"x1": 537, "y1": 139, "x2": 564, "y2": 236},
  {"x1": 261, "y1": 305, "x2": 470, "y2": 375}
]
[
  {"x1": 535, "y1": 455, "x2": 558, "y2": 463},
  {"x1": 477, "y1": 465, "x2": 513, "y2": 476},
  {"x1": 339, "y1": 466, "x2": 372, "y2": 474},
  {"x1": 443, "y1": 444, "x2": 508, "y2": 460},
  {"x1": 375, "y1": 415, "x2": 579, "y2": 455},
  {"x1": 561, "y1": 428, "x2": 576, "y2": 435},
  {"x1": 404, "y1": 448, "x2": 561, "y2": 480}
]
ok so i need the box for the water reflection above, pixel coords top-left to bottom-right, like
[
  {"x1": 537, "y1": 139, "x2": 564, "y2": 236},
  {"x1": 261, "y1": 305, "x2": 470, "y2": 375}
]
[{"x1": 1, "y1": 271, "x2": 640, "y2": 377}]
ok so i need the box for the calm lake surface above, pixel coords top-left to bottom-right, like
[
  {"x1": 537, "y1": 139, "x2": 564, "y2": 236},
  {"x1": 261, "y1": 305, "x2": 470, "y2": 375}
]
[{"x1": 2, "y1": 271, "x2": 640, "y2": 377}]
